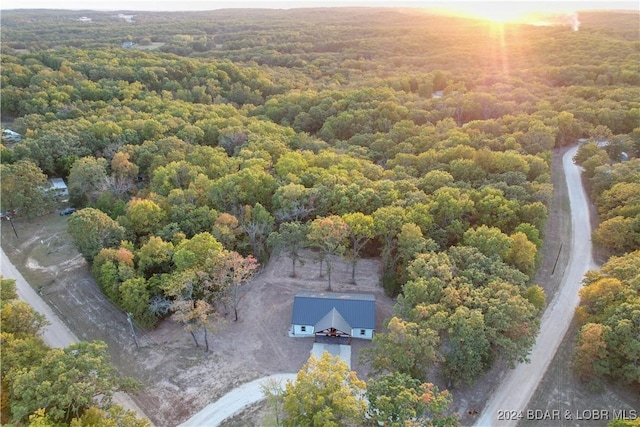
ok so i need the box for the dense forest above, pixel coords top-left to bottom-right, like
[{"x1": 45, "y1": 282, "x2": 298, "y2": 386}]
[{"x1": 1, "y1": 7, "x2": 639, "y2": 425}]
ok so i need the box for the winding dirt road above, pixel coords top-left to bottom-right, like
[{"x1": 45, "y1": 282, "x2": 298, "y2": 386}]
[
  {"x1": 475, "y1": 145, "x2": 598, "y2": 426},
  {"x1": 178, "y1": 373, "x2": 297, "y2": 427},
  {"x1": 0, "y1": 248, "x2": 149, "y2": 422}
]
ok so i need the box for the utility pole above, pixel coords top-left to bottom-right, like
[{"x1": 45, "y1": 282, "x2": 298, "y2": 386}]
[
  {"x1": 6, "y1": 216, "x2": 19, "y2": 239},
  {"x1": 551, "y1": 241, "x2": 563, "y2": 275},
  {"x1": 127, "y1": 312, "x2": 139, "y2": 350}
]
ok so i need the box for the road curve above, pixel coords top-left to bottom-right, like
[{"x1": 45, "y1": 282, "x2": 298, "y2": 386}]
[
  {"x1": 0, "y1": 248, "x2": 149, "y2": 422},
  {"x1": 179, "y1": 373, "x2": 297, "y2": 427},
  {"x1": 475, "y1": 145, "x2": 598, "y2": 427}
]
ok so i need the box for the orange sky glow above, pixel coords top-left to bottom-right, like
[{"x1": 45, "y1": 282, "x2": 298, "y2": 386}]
[
  {"x1": 1, "y1": 0, "x2": 637, "y2": 12},
  {"x1": 431, "y1": 2, "x2": 601, "y2": 25}
]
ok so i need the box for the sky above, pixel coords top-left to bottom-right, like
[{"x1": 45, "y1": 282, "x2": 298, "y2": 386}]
[{"x1": 0, "y1": 0, "x2": 637, "y2": 12}]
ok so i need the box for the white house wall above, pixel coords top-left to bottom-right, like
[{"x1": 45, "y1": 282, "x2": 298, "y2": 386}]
[
  {"x1": 293, "y1": 324, "x2": 314, "y2": 336},
  {"x1": 351, "y1": 328, "x2": 374, "y2": 340}
]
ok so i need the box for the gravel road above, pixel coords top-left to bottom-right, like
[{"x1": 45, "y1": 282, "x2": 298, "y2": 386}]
[
  {"x1": 474, "y1": 145, "x2": 598, "y2": 426},
  {"x1": 178, "y1": 373, "x2": 297, "y2": 427}
]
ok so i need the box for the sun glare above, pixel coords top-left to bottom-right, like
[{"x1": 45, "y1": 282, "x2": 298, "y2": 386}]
[{"x1": 438, "y1": 2, "x2": 581, "y2": 25}]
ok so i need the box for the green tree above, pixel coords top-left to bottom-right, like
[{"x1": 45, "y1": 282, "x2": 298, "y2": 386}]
[
  {"x1": 343, "y1": 212, "x2": 375, "y2": 284},
  {"x1": 364, "y1": 316, "x2": 440, "y2": 381},
  {"x1": 240, "y1": 203, "x2": 275, "y2": 262},
  {"x1": 67, "y1": 156, "x2": 108, "y2": 207},
  {"x1": 119, "y1": 277, "x2": 156, "y2": 327},
  {"x1": 172, "y1": 232, "x2": 223, "y2": 272},
  {"x1": 462, "y1": 225, "x2": 511, "y2": 261},
  {"x1": 10, "y1": 341, "x2": 138, "y2": 424},
  {"x1": 283, "y1": 352, "x2": 366, "y2": 427},
  {"x1": 307, "y1": 215, "x2": 349, "y2": 290},
  {"x1": 136, "y1": 236, "x2": 174, "y2": 278},
  {"x1": 0, "y1": 300, "x2": 48, "y2": 338},
  {"x1": 442, "y1": 306, "x2": 490, "y2": 387},
  {"x1": 593, "y1": 215, "x2": 640, "y2": 256},
  {"x1": 396, "y1": 223, "x2": 435, "y2": 285},
  {"x1": 373, "y1": 206, "x2": 406, "y2": 294},
  {"x1": 125, "y1": 198, "x2": 167, "y2": 239},
  {"x1": 0, "y1": 276, "x2": 18, "y2": 305},
  {"x1": 0, "y1": 159, "x2": 52, "y2": 219},
  {"x1": 68, "y1": 208, "x2": 126, "y2": 262},
  {"x1": 267, "y1": 222, "x2": 309, "y2": 277}
]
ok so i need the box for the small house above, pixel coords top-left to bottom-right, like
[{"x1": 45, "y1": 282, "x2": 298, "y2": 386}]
[
  {"x1": 2, "y1": 129, "x2": 22, "y2": 143},
  {"x1": 48, "y1": 178, "x2": 69, "y2": 198},
  {"x1": 291, "y1": 291, "x2": 376, "y2": 341}
]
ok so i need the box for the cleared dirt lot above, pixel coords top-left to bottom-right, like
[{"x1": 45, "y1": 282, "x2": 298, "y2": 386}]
[{"x1": 0, "y1": 217, "x2": 393, "y2": 426}]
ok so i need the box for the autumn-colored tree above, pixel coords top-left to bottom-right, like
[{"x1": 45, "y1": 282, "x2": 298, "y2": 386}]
[
  {"x1": 505, "y1": 231, "x2": 538, "y2": 277},
  {"x1": 283, "y1": 352, "x2": 366, "y2": 427},
  {"x1": 366, "y1": 372, "x2": 459, "y2": 427},
  {"x1": 172, "y1": 298, "x2": 217, "y2": 351},
  {"x1": 574, "y1": 251, "x2": 640, "y2": 386},
  {"x1": 212, "y1": 212, "x2": 242, "y2": 250},
  {"x1": 573, "y1": 322, "x2": 611, "y2": 383},
  {"x1": 212, "y1": 250, "x2": 259, "y2": 321},
  {"x1": 593, "y1": 216, "x2": 640, "y2": 256}
]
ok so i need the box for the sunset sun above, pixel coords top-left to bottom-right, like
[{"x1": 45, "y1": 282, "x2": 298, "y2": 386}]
[{"x1": 437, "y1": 2, "x2": 583, "y2": 25}]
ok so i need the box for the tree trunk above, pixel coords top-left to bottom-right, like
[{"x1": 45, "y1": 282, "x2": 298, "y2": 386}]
[
  {"x1": 291, "y1": 256, "x2": 297, "y2": 278},
  {"x1": 351, "y1": 259, "x2": 357, "y2": 284},
  {"x1": 190, "y1": 331, "x2": 199, "y2": 347},
  {"x1": 203, "y1": 328, "x2": 209, "y2": 352},
  {"x1": 233, "y1": 284, "x2": 239, "y2": 321},
  {"x1": 327, "y1": 260, "x2": 332, "y2": 291},
  {"x1": 318, "y1": 256, "x2": 324, "y2": 278}
]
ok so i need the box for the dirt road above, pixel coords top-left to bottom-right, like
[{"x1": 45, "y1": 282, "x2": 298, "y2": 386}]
[
  {"x1": 0, "y1": 248, "x2": 150, "y2": 422},
  {"x1": 475, "y1": 145, "x2": 598, "y2": 427},
  {"x1": 178, "y1": 373, "x2": 297, "y2": 427}
]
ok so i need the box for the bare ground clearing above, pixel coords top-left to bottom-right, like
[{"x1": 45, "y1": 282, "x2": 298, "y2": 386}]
[{"x1": 1, "y1": 216, "x2": 394, "y2": 426}]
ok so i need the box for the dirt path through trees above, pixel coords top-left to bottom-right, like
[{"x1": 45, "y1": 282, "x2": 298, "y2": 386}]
[{"x1": 474, "y1": 145, "x2": 598, "y2": 426}]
